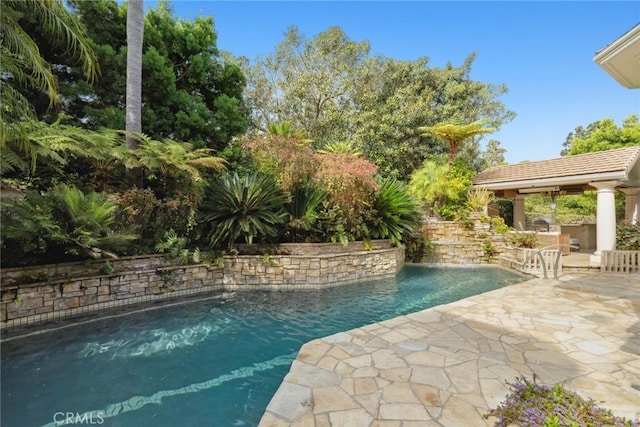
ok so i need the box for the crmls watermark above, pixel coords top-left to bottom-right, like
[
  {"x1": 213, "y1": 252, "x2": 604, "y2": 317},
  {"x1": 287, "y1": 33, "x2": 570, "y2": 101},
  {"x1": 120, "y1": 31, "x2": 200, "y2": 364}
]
[{"x1": 53, "y1": 412, "x2": 105, "y2": 425}]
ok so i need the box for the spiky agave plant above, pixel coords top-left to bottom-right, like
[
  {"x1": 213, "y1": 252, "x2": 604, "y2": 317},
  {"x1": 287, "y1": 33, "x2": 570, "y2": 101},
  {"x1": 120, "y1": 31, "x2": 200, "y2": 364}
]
[
  {"x1": 200, "y1": 173, "x2": 288, "y2": 249},
  {"x1": 370, "y1": 178, "x2": 422, "y2": 246},
  {"x1": 284, "y1": 183, "x2": 327, "y2": 242}
]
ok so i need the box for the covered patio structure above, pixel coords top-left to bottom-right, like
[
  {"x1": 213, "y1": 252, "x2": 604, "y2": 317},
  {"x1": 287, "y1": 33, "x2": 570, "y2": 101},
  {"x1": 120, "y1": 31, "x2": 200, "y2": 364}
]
[{"x1": 473, "y1": 146, "x2": 640, "y2": 264}]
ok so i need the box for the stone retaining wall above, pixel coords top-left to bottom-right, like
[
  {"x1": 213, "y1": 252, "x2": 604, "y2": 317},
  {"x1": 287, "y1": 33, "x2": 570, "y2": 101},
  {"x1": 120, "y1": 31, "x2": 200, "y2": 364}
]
[
  {"x1": 420, "y1": 219, "x2": 490, "y2": 264},
  {"x1": 223, "y1": 247, "x2": 402, "y2": 286},
  {"x1": 1, "y1": 242, "x2": 403, "y2": 329},
  {"x1": 424, "y1": 241, "x2": 487, "y2": 264}
]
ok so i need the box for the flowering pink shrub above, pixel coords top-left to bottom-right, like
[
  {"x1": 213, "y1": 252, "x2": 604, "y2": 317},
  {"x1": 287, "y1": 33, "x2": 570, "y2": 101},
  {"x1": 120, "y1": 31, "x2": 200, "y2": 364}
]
[
  {"x1": 314, "y1": 152, "x2": 378, "y2": 220},
  {"x1": 244, "y1": 136, "x2": 317, "y2": 191}
]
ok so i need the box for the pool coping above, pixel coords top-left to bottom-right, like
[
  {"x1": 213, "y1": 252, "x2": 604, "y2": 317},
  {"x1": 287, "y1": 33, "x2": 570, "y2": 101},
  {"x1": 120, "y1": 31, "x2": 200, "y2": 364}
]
[{"x1": 259, "y1": 272, "x2": 640, "y2": 425}]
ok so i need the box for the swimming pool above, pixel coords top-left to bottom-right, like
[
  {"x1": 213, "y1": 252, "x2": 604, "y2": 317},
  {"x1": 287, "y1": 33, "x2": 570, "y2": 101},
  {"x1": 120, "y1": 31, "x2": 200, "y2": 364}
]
[{"x1": 1, "y1": 265, "x2": 526, "y2": 427}]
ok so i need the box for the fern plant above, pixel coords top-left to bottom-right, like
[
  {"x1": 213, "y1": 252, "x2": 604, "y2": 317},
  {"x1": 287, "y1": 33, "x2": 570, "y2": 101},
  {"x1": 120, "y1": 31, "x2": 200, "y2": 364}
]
[
  {"x1": 200, "y1": 173, "x2": 288, "y2": 249},
  {"x1": 1, "y1": 185, "x2": 138, "y2": 265},
  {"x1": 155, "y1": 229, "x2": 200, "y2": 264}
]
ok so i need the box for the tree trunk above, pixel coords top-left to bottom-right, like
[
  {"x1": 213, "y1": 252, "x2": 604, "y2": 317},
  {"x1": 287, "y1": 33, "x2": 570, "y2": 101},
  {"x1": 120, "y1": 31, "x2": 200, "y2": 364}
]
[{"x1": 125, "y1": 0, "x2": 144, "y2": 187}]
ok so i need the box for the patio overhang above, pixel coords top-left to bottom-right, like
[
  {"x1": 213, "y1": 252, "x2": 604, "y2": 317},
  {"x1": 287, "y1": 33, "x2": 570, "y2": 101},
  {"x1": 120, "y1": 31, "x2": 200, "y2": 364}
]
[
  {"x1": 593, "y1": 24, "x2": 640, "y2": 89},
  {"x1": 473, "y1": 146, "x2": 640, "y2": 197},
  {"x1": 473, "y1": 146, "x2": 640, "y2": 260}
]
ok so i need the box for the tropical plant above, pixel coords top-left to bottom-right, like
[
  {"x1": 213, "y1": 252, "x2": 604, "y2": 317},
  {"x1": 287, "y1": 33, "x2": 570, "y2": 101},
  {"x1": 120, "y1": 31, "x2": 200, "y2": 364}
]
[
  {"x1": 266, "y1": 121, "x2": 312, "y2": 143},
  {"x1": 283, "y1": 183, "x2": 327, "y2": 243},
  {"x1": 466, "y1": 186, "x2": 493, "y2": 212},
  {"x1": 1, "y1": 185, "x2": 138, "y2": 266},
  {"x1": 369, "y1": 178, "x2": 422, "y2": 245},
  {"x1": 0, "y1": 0, "x2": 98, "y2": 126},
  {"x1": 317, "y1": 141, "x2": 362, "y2": 156},
  {"x1": 409, "y1": 158, "x2": 473, "y2": 219},
  {"x1": 155, "y1": 229, "x2": 200, "y2": 264},
  {"x1": 118, "y1": 132, "x2": 227, "y2": 193},
  {"x1": 200, "y1": 173, "x2": 288, "y2": 248},
  {"x1": 1, "y1": 0, "x2": 99, "y2": 177},
  {"x1": 1, "y1": 120, "x2": 119, "y2": 179},
  {"x1": 418, "y1": 119, "x2": 494, "y2": 165},
  {"x1": 0, "y1": 0, "x2": 99, "y2": 186}
]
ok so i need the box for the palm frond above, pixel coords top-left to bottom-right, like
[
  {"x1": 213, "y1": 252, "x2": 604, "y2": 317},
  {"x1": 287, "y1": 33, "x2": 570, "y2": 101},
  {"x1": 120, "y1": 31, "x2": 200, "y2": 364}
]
[
  {"x1": 0, "y1": 7, "x2": 58, "y2": 104},
  {"x1": 25, "y1": 0, "x2": 99, "y2": 83}
]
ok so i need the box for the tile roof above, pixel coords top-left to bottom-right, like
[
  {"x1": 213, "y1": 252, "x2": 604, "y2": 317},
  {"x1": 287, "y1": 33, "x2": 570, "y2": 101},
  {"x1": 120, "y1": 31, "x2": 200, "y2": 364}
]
[{"x1": 473, "y1": 146, "x2": 640, "y2": 186}]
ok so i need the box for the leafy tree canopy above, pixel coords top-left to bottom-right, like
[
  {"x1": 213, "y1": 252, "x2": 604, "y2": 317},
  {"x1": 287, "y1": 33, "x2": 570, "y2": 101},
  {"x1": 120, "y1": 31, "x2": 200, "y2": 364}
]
[
  {"x1": 479, "y1": 139, "x2": 507, "y2": 169},
  {"x1": 561, "y1": 114, "x2": 640, "y2": 156},
  {"x1": 245, "y1": 27, "x2": 515, "y2": 180},
  {"x1": 26, "y1": 0, "x2": 248, "y2": 151}
]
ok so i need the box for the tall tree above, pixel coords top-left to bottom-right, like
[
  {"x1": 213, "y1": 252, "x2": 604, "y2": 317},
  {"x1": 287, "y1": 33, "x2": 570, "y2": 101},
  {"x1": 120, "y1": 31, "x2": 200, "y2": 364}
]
[
  {"x1": 562, "y1": 115, "x2": 640, "y2": 156},
  {"x1": 244, "y1": 28, "x2": 515, "y2": 180},
  {"x1": 125, "y1": 0, "x2": 144, "y2": 150},
  {"x1": 481, "y1": 139, "x2": 507, "y2": 168},
  {"x1": 418, "y1": 119, "x2": 495, "y2": 165},
  {"x1": 38, "y1": 0, "x2": 247, "y2": 151},
  {"x1": 0, "y1": 0, "x2": 98, "y2": 173},
  {"x1": 124, "y1": 0, "x2": 144, "y2": 187},
  {"x1": 245, "y1": 26, "x2": 370, "y2": 142}
]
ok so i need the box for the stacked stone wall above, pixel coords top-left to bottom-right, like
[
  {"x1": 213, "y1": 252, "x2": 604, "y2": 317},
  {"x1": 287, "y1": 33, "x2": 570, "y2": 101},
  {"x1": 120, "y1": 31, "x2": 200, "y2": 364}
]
[{"x1": 1, "y1": 242, "x2": 402, "y2": 328}]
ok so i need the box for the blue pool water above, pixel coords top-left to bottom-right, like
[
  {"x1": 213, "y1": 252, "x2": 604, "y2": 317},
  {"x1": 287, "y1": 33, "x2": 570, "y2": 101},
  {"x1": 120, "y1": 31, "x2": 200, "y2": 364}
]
[{"x1": 1, "y1": 265, "x2": 525, "y2": 427}]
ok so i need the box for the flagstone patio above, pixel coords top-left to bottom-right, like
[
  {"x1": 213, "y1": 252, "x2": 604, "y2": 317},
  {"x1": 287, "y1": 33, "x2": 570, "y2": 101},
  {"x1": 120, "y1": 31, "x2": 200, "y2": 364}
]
[{"x1": 259, "y1": 272, "x2": 640, "y2": 426}]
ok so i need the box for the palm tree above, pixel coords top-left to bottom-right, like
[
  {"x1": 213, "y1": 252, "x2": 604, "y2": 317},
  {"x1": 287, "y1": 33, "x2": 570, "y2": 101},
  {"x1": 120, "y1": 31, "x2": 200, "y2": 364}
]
[
  {"x1": 317, "y1": 141, "x2": 363, "y2": 156},
  {"x1": 1, "y1": 0, "x2": 98, "y2": 170},
  {"x1": 418, "y1": 119, "x2": 494, "y2": 165},
  {"x1": 408, "y1": 159, "x2": 455, "y2": 214},
  {"x1": 266, "y1": 121, "x2": 312, "y2": 143},
  {"x1": 125, "y1": 0, "x2": 144, "y2": 187}
]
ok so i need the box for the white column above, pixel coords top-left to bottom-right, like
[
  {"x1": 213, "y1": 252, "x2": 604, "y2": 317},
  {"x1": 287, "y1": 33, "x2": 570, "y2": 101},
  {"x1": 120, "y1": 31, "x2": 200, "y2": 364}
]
[
  {"x1": 619, "y1": 187, "x2": 640, "y2": 225},
  {"x1": 513, "y1": 194, "x2": 526, "y2": 230},
  {"x1": 589, "y1": 181, "x2": 618, "y2": 264}
]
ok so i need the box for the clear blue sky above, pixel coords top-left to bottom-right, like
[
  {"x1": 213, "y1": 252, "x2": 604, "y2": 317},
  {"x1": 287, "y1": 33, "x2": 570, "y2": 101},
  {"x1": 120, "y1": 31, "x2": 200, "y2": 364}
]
[{"x1": 148, "y1": 1, "x2": 639, "y2": 164}]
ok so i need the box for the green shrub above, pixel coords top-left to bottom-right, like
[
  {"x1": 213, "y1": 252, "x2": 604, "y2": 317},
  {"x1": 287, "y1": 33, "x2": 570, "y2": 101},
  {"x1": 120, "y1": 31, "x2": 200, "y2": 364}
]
[
  {"x1": 200, "y1": 173, "x2": 288, "y2": 249},
  {"x1": 490, "y1": 216, "x2": 510, "y2": 234},
  {"x1": 369, "y1": 178, "x2": 422, "y2": 246},
  {"x1": 481, "y1": 239, "x2": 497, "y2": 257},
  {"x1": 508, "y1": 231, "x2": 538, "y2": 248},
  {"x1": 616, "y1": 221, "x2": 640, "y2": 250},
  {"x1": 316, "y1": 203, "x2": 368, "y2": 245},
  {"x1": 1, "y1": 185, "x2": 138, "y2": 266}
]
